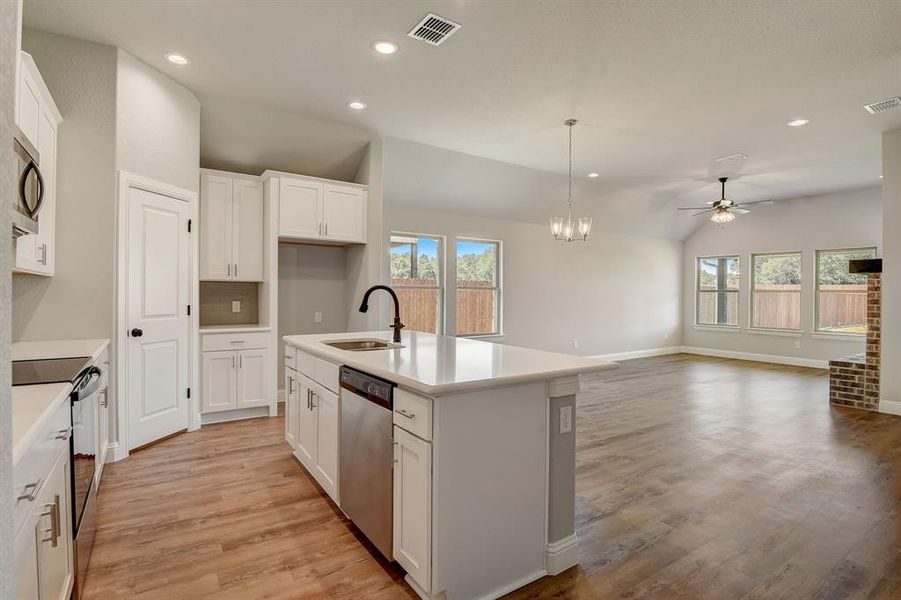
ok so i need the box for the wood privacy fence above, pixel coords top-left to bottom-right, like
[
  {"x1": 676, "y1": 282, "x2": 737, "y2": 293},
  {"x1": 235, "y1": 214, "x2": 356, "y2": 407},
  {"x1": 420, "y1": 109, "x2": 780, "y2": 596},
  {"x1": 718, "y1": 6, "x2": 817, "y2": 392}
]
[
  {"x1": 698, "y1": 284, "x2": 866, "y2": 330},
  {"x1": 393, "y1": 278, "x2": 496, "y2": 334}
]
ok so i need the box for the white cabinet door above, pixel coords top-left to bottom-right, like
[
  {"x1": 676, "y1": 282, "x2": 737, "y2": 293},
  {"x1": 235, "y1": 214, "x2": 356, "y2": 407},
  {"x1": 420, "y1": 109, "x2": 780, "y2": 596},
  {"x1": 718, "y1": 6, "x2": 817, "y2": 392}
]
[
  {"x1": 15, "y1": 507, "x2": 40, "y2": 600},
  {"x1": 393, "y1": 426, "x2": 432, "y2": 592},
  {"x1": 37, "y1": 449, "x2": 74, "y2": 600},
  {"x1": 16, "y1": 55, "x2": 41, "y2": 147},
  {"x1": 96, "y1": 388, "x2": 109, "y2": 483},
  {"x1": 237, "y1": 347, "x2": 269, "y2": 408},
  {"x1": 314, "y1": 384, "x2": 339, "y2": 502},
  {"x1": 232, "y1": 178, "x2": 264, "y2": 282},
  {"x1": 279, "y1": 177, "x2": 322, "y2": 240},
  {"x1": 201, "y1": 351, "x2": 237, "y2": 413},
  {"x1": 322, "y1": 184, "x2": 365, "y2": 243},
  {"x1": 285, "y1": 369, "x2": 298, "y2": 449},
  {"x1": 296, "y1": 376, "x2": 318, "y2": 466},
  {"x1": 200, "y1": 173, "x2": 234, "y2": 280}
]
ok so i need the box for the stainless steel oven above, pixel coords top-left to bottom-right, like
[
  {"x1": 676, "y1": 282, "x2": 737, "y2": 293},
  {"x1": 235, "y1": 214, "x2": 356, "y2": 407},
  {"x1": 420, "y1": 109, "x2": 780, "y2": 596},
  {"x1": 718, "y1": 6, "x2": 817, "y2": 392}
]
[{"x1": 11, "y1": 127, "x2": 44, "y2": 237}]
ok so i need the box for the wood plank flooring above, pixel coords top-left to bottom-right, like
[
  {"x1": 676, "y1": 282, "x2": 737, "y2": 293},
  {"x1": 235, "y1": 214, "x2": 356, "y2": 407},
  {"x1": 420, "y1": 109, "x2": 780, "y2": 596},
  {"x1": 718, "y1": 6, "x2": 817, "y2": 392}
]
[{"x1": 84, "y1": 354, "x2": 901, "y2": 599}]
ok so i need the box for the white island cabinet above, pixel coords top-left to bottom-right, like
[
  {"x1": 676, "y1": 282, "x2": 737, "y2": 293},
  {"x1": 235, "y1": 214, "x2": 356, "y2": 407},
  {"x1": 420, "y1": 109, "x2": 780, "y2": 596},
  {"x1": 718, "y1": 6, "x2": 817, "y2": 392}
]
[{"x1": 283, "y1": 330, "x2": 617, "y2": 600}]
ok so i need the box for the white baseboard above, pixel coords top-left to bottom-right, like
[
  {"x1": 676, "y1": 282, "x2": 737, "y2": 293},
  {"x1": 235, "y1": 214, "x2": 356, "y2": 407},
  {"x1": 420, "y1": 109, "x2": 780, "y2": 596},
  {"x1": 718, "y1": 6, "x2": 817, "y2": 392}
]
[
  {"x1": 680, "y1": 346, "x2": 829, "y2": 369},
  {"x1": 200, "y1": 406, "x2": 270, "y2": 425},
  {"x1": 545, "y1": 533, "x2": 578, "y2": 576},
  {"x1": 108, "y1": 441, "x2": 126, "y2": 463},
  {"x1": 590, "y1": 346, "x2": 682, "y2": 362},
  {"x1": 880, "y1": 399, "x2": 901, "y2": 416}
]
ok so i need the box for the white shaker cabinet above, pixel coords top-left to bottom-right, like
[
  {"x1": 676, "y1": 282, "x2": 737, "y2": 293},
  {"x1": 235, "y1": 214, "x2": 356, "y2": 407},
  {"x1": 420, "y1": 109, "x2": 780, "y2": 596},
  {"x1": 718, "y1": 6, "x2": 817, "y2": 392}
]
[
  {"x1": 313, "y1": 383, "x2": 339, "y2": 497},
  {"x1": 295, "y1": 375, "x2": 318, "y2": 466},
  {"x1": 278, "y1": 177, "x2": 322, "y2": 240},
  {"x1": 270, "y1": 172, "x2": 367, "y2": 244},
  {"x1": 393, "y1": 424, "x2": 432, "y2": 594},
  {"x1": 14, "y1": 52, "x2": 62, "y2": 277},
  {"x1": 285, "y1": 368, "x2": 299, "y2": 449},
  {"x1": 322, "y1": 184, "x2": 365, "y2": 243},
  {"x1": 199, "y1": 169, "x2": 263, "y2": 282},
  {"x1": 201, "y1": 348, "x2": 271, "y2": 413}
]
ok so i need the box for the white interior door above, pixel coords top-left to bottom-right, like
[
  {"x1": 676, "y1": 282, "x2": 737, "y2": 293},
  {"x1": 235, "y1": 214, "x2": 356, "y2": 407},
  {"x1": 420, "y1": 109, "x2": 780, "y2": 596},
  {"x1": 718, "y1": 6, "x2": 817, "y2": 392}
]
[{"x1": 127, "y1": 184, "x2": 191, "y2": 449}]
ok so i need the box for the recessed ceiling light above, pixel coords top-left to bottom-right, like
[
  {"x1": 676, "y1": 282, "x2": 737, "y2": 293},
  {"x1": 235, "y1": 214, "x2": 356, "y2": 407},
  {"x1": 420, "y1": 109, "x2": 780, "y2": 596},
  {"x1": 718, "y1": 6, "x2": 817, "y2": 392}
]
[
  {"x1": 347, "y1": 101, "x2": 367, "y2": 111},
  {"x1": 165, "y1": 53, "x2": 190, "y2": 65},
  {"x1": 880, "y1": 175, "x2": 884, "y2": 178},
  {"x1": 787, "y1": 118, "x2": 809, "y2": 127},
  {"x1": 373, "y1": 41, "x2": 398, "y2": 55},
  {"x1": 588, "y1": 172, "x2": 599, "y2": 178}
]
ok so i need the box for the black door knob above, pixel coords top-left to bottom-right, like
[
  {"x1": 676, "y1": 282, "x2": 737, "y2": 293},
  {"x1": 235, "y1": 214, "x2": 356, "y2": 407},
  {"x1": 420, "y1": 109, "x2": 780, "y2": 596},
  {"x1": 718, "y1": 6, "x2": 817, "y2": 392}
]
[{"x1": 131, "y1": 328, "x2": 143, "y2": 337}]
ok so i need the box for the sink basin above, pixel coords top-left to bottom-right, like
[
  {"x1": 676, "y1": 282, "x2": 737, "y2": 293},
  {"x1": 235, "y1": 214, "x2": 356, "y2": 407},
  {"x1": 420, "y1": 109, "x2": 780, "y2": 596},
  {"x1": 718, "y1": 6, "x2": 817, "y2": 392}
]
[{"x1": 323, "y1": 339, "x2": 403, "y2": 352}]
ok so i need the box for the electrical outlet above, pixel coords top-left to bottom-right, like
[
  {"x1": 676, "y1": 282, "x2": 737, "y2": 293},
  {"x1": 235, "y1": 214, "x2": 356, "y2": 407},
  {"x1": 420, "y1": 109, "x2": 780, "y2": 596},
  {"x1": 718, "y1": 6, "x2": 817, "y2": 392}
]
[
  {"x1": 664, "y1": 331, "x2": 670, "y2": 340},
  {"x1": 794, "y1": 340, "x2": 802, "y2": 350},
  {"x1": 231, "y1": 300, "x2": 241, "y2": 313},
  {"x1": 572, "y1": 340, "x2": 579, "y2": 350},
  {"x1": 560, "y1": 406, "x2": 573, "y2": 434},
  {"x1": 314, "y1": 311, "x2": 323, "y2": 323}
]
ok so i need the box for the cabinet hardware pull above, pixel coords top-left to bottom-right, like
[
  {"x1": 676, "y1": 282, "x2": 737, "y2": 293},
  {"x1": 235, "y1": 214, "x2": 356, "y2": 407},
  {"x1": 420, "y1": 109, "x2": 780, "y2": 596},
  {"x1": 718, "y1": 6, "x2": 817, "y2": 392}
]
[
  {"x1": 310, "y1": 392, "x2": 317, "y2": 409},
  {"x1": 55, "y1": 426, "x2": 72, "y2": 440},
  {"x1": 235, "y1": 263, "x2": 238, "y2": 277},
  {"x1": 17, "y1": 480, "x2": 42, "y2": 502},
  {"x1": 239, "y1": 354, "x2": 243, "y2": 369},
  {"x1": 395, "y1": 408, "x2": 415, "y2": 419},
  {"x1": 229, "y1": 340, "x2": 244, "y2": 344},
  {"x1": 324, "y1": 222, "x2": 328, "y2": 236},
  {"x1": 227, "y1": 263, "x2": 231, "y2": 277},
  {"x1": 101, "y1": 393, "x2": 108, "y2": 408},
  {"x1": 232, "y1": 355, "x2": 236, "y2": 369},
  {"x1": 39, "y1": 243, "x2": 47, "y2": 265}
]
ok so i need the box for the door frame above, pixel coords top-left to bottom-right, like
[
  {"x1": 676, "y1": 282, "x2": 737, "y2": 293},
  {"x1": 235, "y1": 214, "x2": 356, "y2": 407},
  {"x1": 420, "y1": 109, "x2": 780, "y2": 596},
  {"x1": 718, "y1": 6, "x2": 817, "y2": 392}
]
[{"x1": 113, "y1": 170, "x2": 199, "y2": 462}]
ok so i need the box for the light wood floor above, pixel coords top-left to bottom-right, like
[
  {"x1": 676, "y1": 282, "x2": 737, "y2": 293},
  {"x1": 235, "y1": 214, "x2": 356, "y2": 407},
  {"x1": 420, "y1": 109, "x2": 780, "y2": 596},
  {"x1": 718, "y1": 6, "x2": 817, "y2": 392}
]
[{"x1": 84, "y1": 354, "x2": 901, "y2": 599}]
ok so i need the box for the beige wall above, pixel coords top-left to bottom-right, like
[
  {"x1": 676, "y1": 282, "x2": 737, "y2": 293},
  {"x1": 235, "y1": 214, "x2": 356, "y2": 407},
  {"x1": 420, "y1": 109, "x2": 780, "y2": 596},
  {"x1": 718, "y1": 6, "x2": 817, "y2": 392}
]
[
  {"x1": 13, "y1": 30, "x2": 118, "y2": 341},
  {"x1": 882, "y1": 129, "x2": 901, "y2": 410},
  {"x1": 682, "y1": 186, "x2": 882, "y2": 363},
  {"x1": 385, "y1": 205, "x2": 683, "y2": 356}
]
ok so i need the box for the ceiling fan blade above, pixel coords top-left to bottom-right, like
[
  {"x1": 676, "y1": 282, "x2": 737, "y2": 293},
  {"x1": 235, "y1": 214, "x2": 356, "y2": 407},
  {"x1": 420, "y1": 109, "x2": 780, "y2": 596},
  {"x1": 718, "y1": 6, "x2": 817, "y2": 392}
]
[
  {"x1": 676, "y1": 206, "x2": 711, "y2": 210},
  {"x1": 731, "y1": 208, "x2": 750, "y2": 214},
  {"x1": 692, "y1": 209, "x2": 715, "y2": 216},
  {"x1": 734, "y1": 199, "x2": 775, "y2": 207}
]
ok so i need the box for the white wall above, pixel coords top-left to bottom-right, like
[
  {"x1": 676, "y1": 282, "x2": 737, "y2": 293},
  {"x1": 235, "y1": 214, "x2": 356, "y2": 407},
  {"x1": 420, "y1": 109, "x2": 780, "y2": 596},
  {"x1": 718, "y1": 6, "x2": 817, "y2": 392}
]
[
  {"x1": 277, "y1": 244, "x2": 348, "y2": 382},
  {"x1": 882, "y1": 129, "x2": 901, "y2": 410},
  {"x1": 682, "y1": 186, "x2": 882, "y2": 363},
  {"x1": 14, "y1": 30, "x2": 118, "y2": 341},
  {"x1": 116, "y1": 49, "x2": 200, "y2": 193},
  {"x1": 385, "y1": 205, "x2": 682, "y2": 356}
]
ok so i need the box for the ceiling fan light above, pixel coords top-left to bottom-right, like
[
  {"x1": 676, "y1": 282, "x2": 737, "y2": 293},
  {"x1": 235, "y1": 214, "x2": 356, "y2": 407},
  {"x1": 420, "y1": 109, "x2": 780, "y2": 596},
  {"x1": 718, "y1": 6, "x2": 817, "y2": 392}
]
[{"x1": 710, "y1": 209, "x2": 736, "y2": 224}]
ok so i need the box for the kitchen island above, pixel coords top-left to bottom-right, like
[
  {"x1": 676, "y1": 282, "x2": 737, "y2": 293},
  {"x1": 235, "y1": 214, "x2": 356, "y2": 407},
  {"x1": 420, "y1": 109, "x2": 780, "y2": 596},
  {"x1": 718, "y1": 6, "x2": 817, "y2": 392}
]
[{"x1": 282, "y1": 330, "x2": 617, "y2": 600}]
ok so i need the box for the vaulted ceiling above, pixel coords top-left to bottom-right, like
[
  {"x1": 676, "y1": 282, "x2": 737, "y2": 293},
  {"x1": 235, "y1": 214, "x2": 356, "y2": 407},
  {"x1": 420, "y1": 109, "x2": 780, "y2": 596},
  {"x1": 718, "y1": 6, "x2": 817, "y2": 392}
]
[{"x1": 24, "y1": 0, "x2": 901, "y2": 239}]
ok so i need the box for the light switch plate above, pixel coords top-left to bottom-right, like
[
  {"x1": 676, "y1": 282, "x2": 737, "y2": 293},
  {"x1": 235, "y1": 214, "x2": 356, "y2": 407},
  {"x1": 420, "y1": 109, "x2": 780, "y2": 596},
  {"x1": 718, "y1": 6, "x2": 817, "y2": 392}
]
[
  {"x1": 314, "y1": 311, "x2": 323, "y2": 323},
  {"x1": 232, "y1": 300, "x2": 241, "y2": 313},
  {"x1": 560, "y1": 405, "x2": 572, "y2": 434}
]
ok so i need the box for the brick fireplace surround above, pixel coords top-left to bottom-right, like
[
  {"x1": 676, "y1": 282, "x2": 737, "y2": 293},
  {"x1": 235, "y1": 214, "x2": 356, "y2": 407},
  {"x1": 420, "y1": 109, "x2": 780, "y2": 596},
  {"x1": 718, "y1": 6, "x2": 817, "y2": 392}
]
[{"x1": 830, "y1": 266, "x2": 882, "y2": 411}]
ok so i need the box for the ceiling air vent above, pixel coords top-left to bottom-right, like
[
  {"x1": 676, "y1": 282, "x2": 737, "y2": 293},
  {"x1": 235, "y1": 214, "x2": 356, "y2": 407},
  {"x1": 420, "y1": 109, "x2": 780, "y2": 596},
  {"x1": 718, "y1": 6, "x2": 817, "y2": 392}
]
[
  {"x1": 408, "y1": 13, "x2": 461, "y2": 46},
  {"x1": 864, "y1": 96, "x2": 901, "y2": 114}
]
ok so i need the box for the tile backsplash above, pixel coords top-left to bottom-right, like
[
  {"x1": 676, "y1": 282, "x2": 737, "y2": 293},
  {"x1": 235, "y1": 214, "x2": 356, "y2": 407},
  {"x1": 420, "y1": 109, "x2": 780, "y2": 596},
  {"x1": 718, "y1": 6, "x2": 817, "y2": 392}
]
[{"x1": 200, "y1": 281, "x2": 260, "y2": 326}]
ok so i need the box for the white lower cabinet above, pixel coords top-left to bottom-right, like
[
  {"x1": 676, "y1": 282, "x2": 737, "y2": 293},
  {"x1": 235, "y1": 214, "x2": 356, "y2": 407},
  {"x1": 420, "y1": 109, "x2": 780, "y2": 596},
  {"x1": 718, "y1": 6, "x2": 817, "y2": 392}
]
[
  {"x1": 313, "y1": 384, "x2": 339, "y2": 497},
  {"x1": 393, "y1": 425, "x2": 432, "y2": 593},
  {"x1": 285, "y1": 367, "x2": 299, "y2": 449},
  {"x1": 295, "y1": 375, "x2": 318, "y2": 465},
  {"x1": 16, "y1": 446, "x2": 74, "y2": 600},
  {"x1": 201, "y1": 347, "x2": 271, "y2": 413}
]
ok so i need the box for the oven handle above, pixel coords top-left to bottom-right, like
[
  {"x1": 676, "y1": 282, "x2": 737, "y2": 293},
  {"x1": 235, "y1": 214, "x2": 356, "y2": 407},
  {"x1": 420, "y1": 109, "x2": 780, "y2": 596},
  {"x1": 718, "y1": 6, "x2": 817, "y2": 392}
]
[
  {"x1": 19, "y1": 159, "x2": 45, "y2": 219},
  {"x1": 74, "y1": 367, "x2": 103, "y2": 401}
]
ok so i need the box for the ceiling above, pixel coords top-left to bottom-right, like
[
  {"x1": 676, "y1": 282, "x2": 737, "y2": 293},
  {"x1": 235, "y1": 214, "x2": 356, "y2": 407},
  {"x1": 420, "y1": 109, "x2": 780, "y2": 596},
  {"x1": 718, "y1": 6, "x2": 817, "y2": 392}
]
[{"x1": 23, "y1": 0, "x2": 901, "y2": 238}]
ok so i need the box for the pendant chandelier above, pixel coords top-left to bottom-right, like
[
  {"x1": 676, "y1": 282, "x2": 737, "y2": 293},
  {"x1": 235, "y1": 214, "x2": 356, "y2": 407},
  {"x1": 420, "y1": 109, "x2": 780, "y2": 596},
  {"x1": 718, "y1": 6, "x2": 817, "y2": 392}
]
[{"x1": 550, "y1": 119, "x2": 592, "y2": 242}]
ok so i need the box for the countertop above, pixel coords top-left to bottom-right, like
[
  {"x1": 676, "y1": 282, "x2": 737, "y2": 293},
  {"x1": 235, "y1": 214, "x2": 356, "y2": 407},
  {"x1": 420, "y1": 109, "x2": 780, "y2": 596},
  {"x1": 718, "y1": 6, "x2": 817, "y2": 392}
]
[
  {"x1": 200, "y1": 325, "x2": 271, "y2": 334},
  {"x1": 12, "y1": 383, "x2": 72, "y2": 465},
  {"x1": 283, "y1": 330, "x2": 617, "y2": 396},
  {"x1": 12, "y1": 338, "x2": 110, "y2": 363}
]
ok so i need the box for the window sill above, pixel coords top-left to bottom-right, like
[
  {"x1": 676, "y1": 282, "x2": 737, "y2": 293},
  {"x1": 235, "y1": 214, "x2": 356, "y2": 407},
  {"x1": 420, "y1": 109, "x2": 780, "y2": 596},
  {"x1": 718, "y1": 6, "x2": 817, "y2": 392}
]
[
  {"x1": 810, "y1": 332, "x2": 866, "y2": 341},
  {"x1": 692, "y1": 325, "x2": 741, "y2": 333},
  {"x1": 746, "y1": 328, "x2": 803, "y2": 338}
]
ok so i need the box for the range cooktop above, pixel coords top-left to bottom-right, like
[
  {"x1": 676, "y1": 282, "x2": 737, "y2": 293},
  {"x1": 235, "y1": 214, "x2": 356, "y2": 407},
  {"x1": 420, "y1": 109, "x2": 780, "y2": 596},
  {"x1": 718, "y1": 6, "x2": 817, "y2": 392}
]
[{"x1": 12, "y1": 356, "x2": 92, "y2": 386}]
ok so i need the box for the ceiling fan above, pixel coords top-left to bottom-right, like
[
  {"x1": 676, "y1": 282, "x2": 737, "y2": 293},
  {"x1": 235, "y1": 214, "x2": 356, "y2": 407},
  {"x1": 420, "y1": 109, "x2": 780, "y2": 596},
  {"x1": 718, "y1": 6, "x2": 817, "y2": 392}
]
[{"x1": 677, "y1": 177, "x2": 773, "y2": 223}]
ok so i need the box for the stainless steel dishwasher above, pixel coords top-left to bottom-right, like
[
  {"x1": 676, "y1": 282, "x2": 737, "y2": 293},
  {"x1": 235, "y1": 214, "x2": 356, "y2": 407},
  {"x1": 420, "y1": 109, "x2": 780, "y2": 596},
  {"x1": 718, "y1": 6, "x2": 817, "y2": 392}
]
[{"x1": 339, "y1": 366, "x2": 396, "y2": 559}]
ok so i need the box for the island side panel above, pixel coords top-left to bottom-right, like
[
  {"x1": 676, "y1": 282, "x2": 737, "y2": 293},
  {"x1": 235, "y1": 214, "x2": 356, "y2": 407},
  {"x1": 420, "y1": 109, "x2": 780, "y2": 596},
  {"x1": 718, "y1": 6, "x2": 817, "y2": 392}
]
[
  {"x1": 546, "y1": 375, "x2": 579, "y2": 574},
  {"x1": 432, "y1": 381, "x2": 548, "y2": 600}
]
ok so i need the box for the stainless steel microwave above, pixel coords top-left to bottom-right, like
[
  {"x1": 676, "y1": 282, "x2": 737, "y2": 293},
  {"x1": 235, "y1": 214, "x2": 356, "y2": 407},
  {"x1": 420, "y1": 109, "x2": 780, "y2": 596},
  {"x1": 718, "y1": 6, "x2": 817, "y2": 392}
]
[{"x1": 11, "y1": 127, "x2": 44, "y2": 238}]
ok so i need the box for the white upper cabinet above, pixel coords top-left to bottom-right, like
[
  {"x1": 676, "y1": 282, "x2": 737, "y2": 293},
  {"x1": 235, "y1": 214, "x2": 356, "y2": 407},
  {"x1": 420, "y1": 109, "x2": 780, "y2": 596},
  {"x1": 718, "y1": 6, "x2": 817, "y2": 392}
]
[
  {"x1": 273, "y1": 173, "x2": 367, "y2": 244},
  {"x1": 279, "y1": 177, "x2": 322, "y2": 240},
  {"x1": 322, "y1": 184, "x2": 366, "y2": 242},
  {"x1": 14, "y1": 52, "x2": 62, "y2": 277},
  {"x1": 199, "y1": 170, "x2": 263, "y2": 282}
]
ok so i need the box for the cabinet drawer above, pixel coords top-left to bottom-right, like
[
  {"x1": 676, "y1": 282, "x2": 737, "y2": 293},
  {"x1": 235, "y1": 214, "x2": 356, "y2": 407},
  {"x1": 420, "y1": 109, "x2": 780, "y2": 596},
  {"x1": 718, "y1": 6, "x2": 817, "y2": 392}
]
[
  {"x1": 202, "y1": 332, "x2": 269, "y2": 352},
  {"x1": 315, "y1": 358, "x2": 340, "y2": 394},
  {"x1": 393, "y1": 389, "x2": 432, "y2": 441},
  {"x1": 297, "y1": 350, "x2": 316, "y2": 380},
  {"x1": 284, "y1": 345, "x2": 297, "y2": 371},
  {"x1": 13, "y1": 399, "x2": 71, "y2": 536}
]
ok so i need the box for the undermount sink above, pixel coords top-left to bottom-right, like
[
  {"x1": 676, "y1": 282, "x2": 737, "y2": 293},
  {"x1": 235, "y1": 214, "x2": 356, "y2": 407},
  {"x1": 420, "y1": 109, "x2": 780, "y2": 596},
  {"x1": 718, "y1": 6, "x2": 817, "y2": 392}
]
[{"x1": 323, "y1": 339, "x2": 404, "y2": 352}]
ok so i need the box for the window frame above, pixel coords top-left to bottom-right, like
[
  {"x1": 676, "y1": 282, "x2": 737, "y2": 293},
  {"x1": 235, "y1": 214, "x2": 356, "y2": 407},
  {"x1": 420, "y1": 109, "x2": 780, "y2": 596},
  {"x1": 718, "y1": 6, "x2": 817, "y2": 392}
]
[
  {"x1": 389, "y1": 231, "x2": 446, "y2": 335},
  {"x1": 814, "y1": 246, "x2": 877, "y2": 336},
  {"x1": 454, "y1": 237, "x2": 503, "y2": 337},
  {"x1": 750, "y1": 251, "x2": 803, "y2": 332},
  {"x1": 695, "y1": 255, "x2": 740, "y2": 328}
]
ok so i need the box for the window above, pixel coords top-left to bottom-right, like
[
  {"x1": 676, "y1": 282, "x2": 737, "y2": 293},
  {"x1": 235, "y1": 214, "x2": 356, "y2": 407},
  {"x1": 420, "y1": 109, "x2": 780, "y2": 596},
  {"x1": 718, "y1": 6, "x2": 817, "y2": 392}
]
[
  {"x1": 390, "y1": 233, "x2": 443, "y2": 334},
  {"x1": 696, "y1": 256, "x2": 739, "y2": 326},
  {"x1": 455, "y1": 238, "x2": 501, "y2": 336},
  {"x1": 751, "y1": 252, "x2": 802, "y2": 330},
  {"x1": 816, "y1": 247, "x2": 877, "y2": 334}
]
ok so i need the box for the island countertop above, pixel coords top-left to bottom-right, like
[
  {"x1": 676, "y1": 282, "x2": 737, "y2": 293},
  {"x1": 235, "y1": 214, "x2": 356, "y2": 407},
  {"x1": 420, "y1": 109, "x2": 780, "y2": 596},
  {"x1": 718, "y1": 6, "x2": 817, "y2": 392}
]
[{"x1": 283, "y1": 330, "x2": 617, "y2": 396}]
